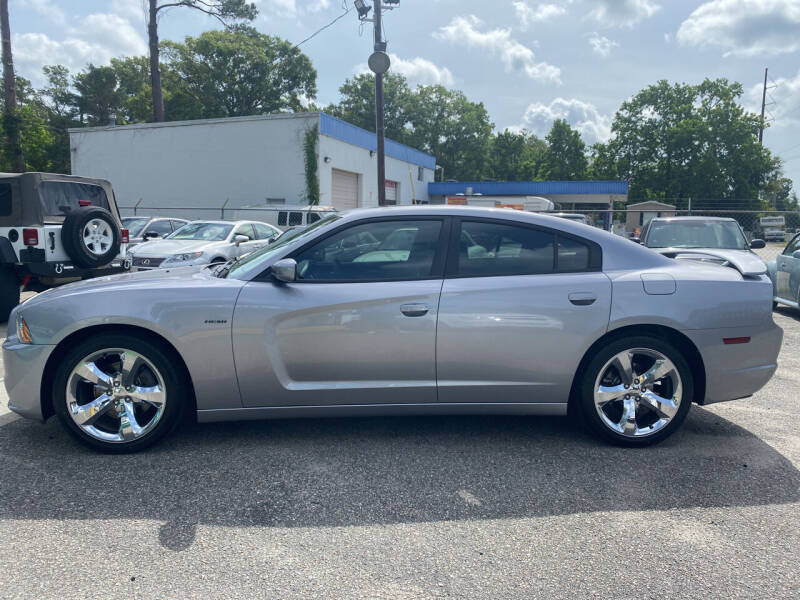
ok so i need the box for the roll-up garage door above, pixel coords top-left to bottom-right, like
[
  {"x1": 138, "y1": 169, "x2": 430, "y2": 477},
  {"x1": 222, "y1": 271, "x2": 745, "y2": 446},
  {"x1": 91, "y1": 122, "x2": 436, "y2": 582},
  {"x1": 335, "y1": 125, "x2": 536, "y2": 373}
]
[{"x1": 332, "y1": 169, "x2": 359, "y2": 210}]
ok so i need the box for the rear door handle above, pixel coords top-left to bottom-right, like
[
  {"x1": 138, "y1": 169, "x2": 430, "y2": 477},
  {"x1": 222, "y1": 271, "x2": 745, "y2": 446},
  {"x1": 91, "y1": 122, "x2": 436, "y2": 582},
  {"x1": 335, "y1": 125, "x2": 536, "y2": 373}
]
[
  {"x1": 400, "y1": 303, "x2": 429, "y2": 317},
  {"x1": 569, "y1": 292, "x2": 597, "y2": 306}
]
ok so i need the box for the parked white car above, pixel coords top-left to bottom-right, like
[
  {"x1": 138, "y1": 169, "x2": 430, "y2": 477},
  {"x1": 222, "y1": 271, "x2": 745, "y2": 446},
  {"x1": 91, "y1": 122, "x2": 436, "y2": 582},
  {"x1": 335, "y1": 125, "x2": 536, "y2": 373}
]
[{"x1": 128, "y1": 220, "x2": 281, "y2": 271}]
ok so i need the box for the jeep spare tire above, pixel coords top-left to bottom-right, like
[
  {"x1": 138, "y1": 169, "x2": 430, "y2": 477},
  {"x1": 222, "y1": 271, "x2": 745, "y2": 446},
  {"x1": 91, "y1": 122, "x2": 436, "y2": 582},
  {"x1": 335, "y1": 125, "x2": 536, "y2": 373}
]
[{"x1": 61, "y1": 206, "x2": 121, "y2": 268}]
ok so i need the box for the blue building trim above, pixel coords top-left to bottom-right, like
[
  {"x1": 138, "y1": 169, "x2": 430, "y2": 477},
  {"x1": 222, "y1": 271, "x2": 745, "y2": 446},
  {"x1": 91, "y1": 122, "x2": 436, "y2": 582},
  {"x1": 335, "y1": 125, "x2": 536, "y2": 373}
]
[
  {"x1": 428, "y1": 180, "x2": 628, "y2": 196},
  {"x1": 319, "y1": 113, "x2": 436, "y2": 170}
]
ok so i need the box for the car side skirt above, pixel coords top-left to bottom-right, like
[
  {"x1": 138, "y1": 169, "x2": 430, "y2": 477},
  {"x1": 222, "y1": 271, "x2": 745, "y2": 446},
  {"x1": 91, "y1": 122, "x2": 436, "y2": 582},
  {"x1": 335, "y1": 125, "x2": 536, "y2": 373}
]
[{"x1": 197, "y1": 402, "x2": 568, "y2": 423}]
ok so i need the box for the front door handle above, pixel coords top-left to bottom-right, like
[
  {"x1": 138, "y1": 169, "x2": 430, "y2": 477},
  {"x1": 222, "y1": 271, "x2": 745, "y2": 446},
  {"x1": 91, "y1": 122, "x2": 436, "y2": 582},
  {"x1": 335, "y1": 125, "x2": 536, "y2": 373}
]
[
  {"x1": 569, "y1": 292, "x2": 597, "y2": 306},
  {"x1": 400, "y1": 303, "x2": 429, "y2": 317}
]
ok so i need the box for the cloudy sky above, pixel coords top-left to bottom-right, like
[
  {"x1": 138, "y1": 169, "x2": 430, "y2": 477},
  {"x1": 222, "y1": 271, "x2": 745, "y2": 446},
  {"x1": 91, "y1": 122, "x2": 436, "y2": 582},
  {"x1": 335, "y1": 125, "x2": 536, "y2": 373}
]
[{"x1": 9, "y1": 0, "x2": 800, "y2": 186}]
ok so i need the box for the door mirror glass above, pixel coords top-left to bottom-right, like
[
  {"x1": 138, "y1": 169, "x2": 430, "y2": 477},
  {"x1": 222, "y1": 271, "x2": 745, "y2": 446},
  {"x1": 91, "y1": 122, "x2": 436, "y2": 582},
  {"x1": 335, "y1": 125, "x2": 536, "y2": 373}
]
[
  {"x1": 271, "y1": 258, "x2": 297, "y2": 282},
  {"x1": 750, "y1": 239, "x2": 766, "y2": 249},
  {"x1": 793, "y1": 250, "x2": 800, "y2": 260},
  {"x1": 234, "y1": 234, "x2": 249, "y2": 246},
  {"x1": 631, "y1": 237, "x2": 641, "y2": 244}
]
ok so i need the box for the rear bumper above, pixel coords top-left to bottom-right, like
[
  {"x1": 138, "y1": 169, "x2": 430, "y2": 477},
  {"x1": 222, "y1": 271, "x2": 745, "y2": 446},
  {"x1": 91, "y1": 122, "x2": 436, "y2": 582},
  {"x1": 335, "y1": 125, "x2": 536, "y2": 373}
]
[
  {"x1": 20, "y1": 257, "x2": 130, "y2": 279},
  {"x1": 2, "y1": 337, "x2": 54, "y2": 421},
  {"x1": 685, "y1": 321, "x2": 783, "y2": 405}
]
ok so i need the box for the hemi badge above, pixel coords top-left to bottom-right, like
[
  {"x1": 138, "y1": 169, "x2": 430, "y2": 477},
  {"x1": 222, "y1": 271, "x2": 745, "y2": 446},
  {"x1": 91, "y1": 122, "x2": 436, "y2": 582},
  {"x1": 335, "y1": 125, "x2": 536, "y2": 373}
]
[{"x1": 723, "y1": 337, "x2": 751, "y2": 345}]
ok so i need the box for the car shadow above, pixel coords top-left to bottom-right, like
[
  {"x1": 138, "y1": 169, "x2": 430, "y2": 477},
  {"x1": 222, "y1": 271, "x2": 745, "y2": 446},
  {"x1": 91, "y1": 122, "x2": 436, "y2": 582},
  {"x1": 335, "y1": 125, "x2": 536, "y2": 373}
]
[
  {"x1": 0, "y1": 408, "x2": 797, "y2": 551},
  {"x1": 775, "y1": 306, "x2": 800, "y2": 322}
]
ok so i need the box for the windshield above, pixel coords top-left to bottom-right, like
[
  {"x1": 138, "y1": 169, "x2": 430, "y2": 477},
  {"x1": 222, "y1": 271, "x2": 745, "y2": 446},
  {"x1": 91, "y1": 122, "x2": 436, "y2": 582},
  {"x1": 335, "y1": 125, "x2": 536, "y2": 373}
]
[
  {"x1": 227, "y1": 214, "x2": 342, "y2": 278},
  {"x1": 168, "y1": 222, "x2": 233, "y2": 241},
  {"x1": 645, "y1": 220, "x2": 748, "y2": 250},
  {"x1": 122, "y1": 217, "x2": 149, "y2": 237}
]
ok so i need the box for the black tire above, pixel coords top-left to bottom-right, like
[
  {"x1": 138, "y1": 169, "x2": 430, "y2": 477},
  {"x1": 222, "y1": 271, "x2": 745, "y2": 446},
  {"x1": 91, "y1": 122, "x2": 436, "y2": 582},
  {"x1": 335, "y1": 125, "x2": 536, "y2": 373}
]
[
  {"x1": 0, "y1": 266, "x2": 20, "y2": 322},
  {"x1": 210, "y1": 256, "x2": 226, "y2": 263},
  {"x1": 578, "y1": 335, "x2": 694, "y2": 447},
  {"x1": 53, "y1": 332, "x2": 188, "y2": 453},
  {"x1": 61, "y1": 206, "x2": 121, "y2": 268}
]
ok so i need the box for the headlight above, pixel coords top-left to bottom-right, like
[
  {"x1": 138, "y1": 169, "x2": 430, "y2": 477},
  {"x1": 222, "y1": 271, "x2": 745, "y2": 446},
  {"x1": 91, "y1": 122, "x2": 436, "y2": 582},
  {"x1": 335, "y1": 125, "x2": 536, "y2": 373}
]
[
  {"x1": 171, "y1": 252, "x2": 204, "y2": 262},
  {"x1": 16, "y1": 313, "x2": 33, "y2": 344}
]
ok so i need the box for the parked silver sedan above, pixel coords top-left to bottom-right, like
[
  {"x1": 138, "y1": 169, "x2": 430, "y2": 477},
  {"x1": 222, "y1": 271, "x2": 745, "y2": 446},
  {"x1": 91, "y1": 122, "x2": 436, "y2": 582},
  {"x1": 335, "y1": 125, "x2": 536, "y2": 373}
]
[
  {"x1": 3, "y1": 206, "x2": 782, "y2": 452},
  {"x1": 128, "y1": 220, "x2": 281, "y2": 270}
]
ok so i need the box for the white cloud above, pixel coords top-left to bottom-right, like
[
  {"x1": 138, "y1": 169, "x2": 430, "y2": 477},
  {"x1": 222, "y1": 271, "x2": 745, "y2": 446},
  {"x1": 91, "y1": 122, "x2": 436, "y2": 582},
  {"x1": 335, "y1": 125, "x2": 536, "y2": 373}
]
[
  {"x1": 110, "y1": 0, "x2": 147, "y2": 22},
  {"x1": 513, "y1": 1, "x2": 567, "y2": 30},
  {"x1": 748, "y1": 69, "x2": 800, "y2": 125},
  {"x1": 677, "y1": 0, "x2": 800, "y2": 57},
  {"x1": 355, "y1": 54, "x2": 455, "y2": 86},
  {"x1": 515, "y1": 98, "x2": 612, "y2": 144},
  {"x1": 434, "y1": 15, "x2": 561, "y2": 84},
  {"x1": 13, "y1": 13, "x2": 147, "y2": 83},
  {"x1": 20, "y1": 0, "x2": 66, "y2": 23},
  {"x1": 587, "y1": 0, "x2": 660, "y2": 28},
  {"x1": 588, "y1": 33, "x2": 619, "y2": 56},
  {"x1": 256, "y1": 0, "x2": 331, "y2": 18}
]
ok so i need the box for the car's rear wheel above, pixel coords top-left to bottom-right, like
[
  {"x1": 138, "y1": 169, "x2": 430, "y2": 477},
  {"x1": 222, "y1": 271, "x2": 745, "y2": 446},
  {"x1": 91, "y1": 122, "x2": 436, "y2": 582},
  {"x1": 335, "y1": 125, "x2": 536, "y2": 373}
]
[
  {"x1": 53, "y1": 333, "x2": 187, "y2": 453},
  {"x1": 0, "y1": 266, "x2": 20, "y2": 322},
  {"x1": 578, "y1": 336, "x2": 693, "y2": 447}
]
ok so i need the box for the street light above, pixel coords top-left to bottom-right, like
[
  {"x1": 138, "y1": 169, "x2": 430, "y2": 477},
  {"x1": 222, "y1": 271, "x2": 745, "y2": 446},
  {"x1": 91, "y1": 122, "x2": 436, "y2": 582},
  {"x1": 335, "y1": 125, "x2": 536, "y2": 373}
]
[{"x1": 354, "y1": 0, "x2": 371, "y2": 19}]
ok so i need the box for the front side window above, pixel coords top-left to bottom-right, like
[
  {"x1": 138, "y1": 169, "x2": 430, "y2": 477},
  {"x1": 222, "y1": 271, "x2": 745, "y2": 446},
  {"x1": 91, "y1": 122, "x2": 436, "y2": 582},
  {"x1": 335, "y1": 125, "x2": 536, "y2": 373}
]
[
  {"x1": 294, "y1": 219, "x2": 442, "y2": 281},
  {"x1": 234, "y1": 224, "x2": 256, "y2": 240},
  {"x1": 253, "y1": 223, "x2": 279, "y2": 240},
  {"x1": 457, "y1": 221, "x2": 555, "y2": 277},
  {"x1": 39, "y1": 181, "x2": 110, "y2": 218},
  {"x1": 145, "y1": 220, "x2": 173, "y2": 237},
  {"x1": 785, "y1": 234, "x2": 800, "y2": 256},
  {"x1": 169, "y1": 222, "x2": 233, "y2": 241}
]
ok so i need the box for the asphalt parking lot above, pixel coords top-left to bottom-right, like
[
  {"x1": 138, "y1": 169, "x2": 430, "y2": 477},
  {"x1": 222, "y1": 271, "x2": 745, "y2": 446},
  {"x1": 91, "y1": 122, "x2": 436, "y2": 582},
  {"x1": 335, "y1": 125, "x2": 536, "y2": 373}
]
[{"x1": 0, "y1": 298, "x2": 798, "y2": 598}]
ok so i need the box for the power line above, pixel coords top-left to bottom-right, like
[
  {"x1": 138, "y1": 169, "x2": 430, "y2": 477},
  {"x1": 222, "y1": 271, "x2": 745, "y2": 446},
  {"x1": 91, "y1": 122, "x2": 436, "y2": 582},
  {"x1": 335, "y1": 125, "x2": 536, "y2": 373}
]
[{"x1": 289, "y1": 7, "x2": 352, "y2": 52}]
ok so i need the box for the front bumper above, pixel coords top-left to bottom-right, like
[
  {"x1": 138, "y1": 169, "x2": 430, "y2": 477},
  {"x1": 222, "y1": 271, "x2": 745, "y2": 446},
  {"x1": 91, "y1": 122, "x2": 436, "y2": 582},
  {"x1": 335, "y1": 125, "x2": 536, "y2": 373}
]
[
  {"x1": 685, "y1": 321, "x2": 783, "y2": 405},
  {"x1": 131, "y1": 256, "x2": 208, "y2": 271},
  {"x1": 3, "y1": 337, "x2": 55, "y2": 421}
]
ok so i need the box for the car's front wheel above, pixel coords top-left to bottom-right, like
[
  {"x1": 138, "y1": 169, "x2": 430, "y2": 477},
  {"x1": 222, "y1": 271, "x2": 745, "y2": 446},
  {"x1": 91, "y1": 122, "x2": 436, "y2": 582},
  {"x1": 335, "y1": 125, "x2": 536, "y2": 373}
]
[
  {"x1": 578, "y1": 335, "x2": 693, "y2": 447},
  {"x1": 53, "y1": 333, "x2": 187, "y2": 453}
]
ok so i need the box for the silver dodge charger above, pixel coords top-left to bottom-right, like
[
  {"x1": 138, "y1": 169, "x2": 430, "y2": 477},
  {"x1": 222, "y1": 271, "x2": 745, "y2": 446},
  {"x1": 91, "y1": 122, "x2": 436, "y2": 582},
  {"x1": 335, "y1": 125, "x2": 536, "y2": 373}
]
[{"x1": 3, "y1": 207, "x2": 782, "y2": 452}]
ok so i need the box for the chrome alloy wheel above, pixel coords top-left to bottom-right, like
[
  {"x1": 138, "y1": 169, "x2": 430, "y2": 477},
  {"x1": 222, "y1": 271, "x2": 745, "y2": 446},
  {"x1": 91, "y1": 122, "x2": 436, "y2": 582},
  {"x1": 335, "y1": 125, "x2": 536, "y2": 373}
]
[
  {"x1": 66, "y1": 348, "x2": 167, "y2": 443},
  {"x1": 593, "y1": 348, "x2": 682, "y2": 438},
  {"x1": 82, "y1": 218, "x2": 114, "y2": 256}
]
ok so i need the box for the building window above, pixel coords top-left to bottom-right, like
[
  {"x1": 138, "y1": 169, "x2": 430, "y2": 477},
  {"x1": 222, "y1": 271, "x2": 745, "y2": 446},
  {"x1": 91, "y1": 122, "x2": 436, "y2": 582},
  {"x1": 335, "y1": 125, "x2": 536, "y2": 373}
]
[
  {"x1": 418, "y1": 167, "x2": 424, "y2": 182},
  {"x1": 267, "y1": 198, "x2": 285, "y2": 205}
]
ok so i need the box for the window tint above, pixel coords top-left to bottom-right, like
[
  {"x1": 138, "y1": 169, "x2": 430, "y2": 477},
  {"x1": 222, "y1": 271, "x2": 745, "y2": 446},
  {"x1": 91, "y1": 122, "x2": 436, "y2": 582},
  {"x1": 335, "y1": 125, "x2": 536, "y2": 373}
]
[
  {"x1": 278, "y1": 212, "x2": 287, "y2": 226},
  {"x1": 785, "y1": 235, "x2": 800, "y2": 256},
  {"x1": 557, "y1": 236, "x2": 590, "y2": 272},
  {"x1": 0, "y1": 183, "x2": 12, "y2": 216},
  {"x1": 252, "y1": 223, "x2": 278, "y2": 240},
  {"x1": 39, "y1": 181, "x2": 109, "y2": 217},
  {"x1": 234, "y1": 224, "x2": 255, "y2": 239},
  {"x1": 170, "y1": 220, "x2": 187, "y2": 231},
  {"x1": 307, "y1": 212, "x2": 320, "y2": 224},
  {"x1": 295, "y1": 219, "x2": 442, "y2": 281},
  {"x1": 146, "y1": 220, "x2": 173, "y2": 236},
  {"x1": 457, "y1": 221, "x2": 554, "y2": 277},
  {"x1": 288, "y1": 211, "x2": 303, "y2": 226}
]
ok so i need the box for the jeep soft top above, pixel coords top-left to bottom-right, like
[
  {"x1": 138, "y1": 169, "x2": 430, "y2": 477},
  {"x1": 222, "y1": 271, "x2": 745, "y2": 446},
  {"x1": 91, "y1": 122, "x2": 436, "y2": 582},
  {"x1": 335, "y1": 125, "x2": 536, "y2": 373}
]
[{"x1": 0, "y1": 172, "x2": 130, "y2": 321}]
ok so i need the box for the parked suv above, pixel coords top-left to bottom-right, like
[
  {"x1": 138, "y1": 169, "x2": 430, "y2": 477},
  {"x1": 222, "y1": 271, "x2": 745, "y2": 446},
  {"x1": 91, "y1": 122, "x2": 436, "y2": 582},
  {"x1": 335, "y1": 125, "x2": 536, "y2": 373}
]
[{"x1": 0, "y1": 172, "x2": 129, "y2": 321}]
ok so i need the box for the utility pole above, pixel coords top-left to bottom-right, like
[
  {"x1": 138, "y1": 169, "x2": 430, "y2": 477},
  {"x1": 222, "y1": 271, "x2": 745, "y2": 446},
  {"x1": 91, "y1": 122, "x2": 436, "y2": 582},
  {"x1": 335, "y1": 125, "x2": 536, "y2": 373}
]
[
  {"x1": 374, "y1": 0, "x2": 386, "y2": 206},
  {"x1": 759, "y1": 67, "x2": 768, "y2": 144}
]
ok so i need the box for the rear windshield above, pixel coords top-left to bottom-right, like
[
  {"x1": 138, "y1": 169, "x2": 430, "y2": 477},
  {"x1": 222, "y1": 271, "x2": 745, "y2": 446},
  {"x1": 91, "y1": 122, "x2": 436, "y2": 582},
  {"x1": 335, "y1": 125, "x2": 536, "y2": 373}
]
[
  {"x1": 645, "y1": 220, "x2": 748, "y2": 250},
  {"x1": 39, "y1": 181, "x2": 110, "y2": 218}
]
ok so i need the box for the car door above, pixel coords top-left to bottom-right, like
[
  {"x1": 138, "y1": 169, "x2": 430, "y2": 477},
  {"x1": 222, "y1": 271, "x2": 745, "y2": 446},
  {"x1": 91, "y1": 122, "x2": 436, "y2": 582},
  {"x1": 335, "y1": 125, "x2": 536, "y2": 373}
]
[
  {"x1": 776, "y1": 233, "x2": 800, "y2": 301},
  {"x1": 232, "y1": 217, "x2": 449, "y2": 407},
  {"x1": 231, "y1": 223, "x2": 260, "y2": 256},
  {"x1": 436, "y1": 218, "x2": 612, "y2": 406}
]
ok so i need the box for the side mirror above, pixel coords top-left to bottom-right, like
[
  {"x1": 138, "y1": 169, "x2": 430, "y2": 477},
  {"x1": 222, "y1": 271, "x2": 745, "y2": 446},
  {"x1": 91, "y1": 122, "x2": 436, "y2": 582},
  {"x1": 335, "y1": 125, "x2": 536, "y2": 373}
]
[
  {"x1": 793, "y1": 250, "x2": 800, "y2": 260},
  {"x1": 750, "y1": 239, "x2": 766, "y2": 249},
  {"x1": 234, "y1": 234, "x2": 249, "y2": 246},
  {"x1": 631, "y1": 237, "x2": 641, "y2": 244},
  {"x1": 270, "y1": 258, "x2": 297, "y2": 283},
  {"x1": 143, "y1": 231, "x2": 160, "y2": 239}
]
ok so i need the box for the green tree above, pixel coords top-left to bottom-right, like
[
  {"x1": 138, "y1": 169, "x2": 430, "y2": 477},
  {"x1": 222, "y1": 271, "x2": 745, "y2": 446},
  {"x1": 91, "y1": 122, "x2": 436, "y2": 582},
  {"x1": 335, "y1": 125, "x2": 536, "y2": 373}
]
[
  {"x1": 542, "y1": 119, "x2": 587, "y2": 180},
  {"x1": 73, "y1": 64, "x2": 124, "y2": 125},
  {"x1": 489, "y1": 129, "x2": 547, "y2": 181},
  {"x1": 164, "y1": 28, "x2": 316, "y2": 118},
  {"x1": 406, "y1": 85, "x2": 494, "y2": 181},
  {"x1": 146, "y1": 0, "x2": 257, "y2": 122},
  {"x1": 326, "y1": 73, "x2": 412, "y2": 143},
  {"x1": 592, "y1": 78, "x2": 776, "y2": 208}
]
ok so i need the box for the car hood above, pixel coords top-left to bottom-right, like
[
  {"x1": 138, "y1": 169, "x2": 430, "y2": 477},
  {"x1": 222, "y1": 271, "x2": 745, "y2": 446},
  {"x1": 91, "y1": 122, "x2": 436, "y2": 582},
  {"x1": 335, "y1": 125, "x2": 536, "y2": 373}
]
[
  {"x1": 130, "y1": 239, "x2": 226, "y2": 257},
  {"x1": 654, "y1": 247, "x2": 766, "y2": 276}
]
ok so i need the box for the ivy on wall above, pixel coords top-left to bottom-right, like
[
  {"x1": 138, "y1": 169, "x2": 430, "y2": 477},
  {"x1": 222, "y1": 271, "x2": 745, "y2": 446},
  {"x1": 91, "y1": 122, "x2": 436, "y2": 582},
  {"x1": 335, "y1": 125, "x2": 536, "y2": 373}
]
[{"x1": 303, "y1": 125, "x2": 320, "y2": 206}]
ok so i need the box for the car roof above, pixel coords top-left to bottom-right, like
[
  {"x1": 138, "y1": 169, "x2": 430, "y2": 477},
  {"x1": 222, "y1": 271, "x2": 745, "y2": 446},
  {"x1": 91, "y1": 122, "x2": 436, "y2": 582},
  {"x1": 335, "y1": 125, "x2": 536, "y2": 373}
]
[{"x1": 648, "y1": 216, "x2": 736, "y2": 223}]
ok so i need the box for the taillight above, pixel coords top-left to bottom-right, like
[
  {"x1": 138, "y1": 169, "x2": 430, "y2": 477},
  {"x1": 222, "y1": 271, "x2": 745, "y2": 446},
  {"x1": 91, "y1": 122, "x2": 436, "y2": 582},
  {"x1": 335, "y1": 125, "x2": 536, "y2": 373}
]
[
  {"x1": 121, "y1": 228, "x2": 130, "y2": 244},
  {"x1": 78, "y1": 200, "x2": 92, "y2": 206},
  {"x1": 22, "y1": 228, "x2": 39, "y2": 246}
]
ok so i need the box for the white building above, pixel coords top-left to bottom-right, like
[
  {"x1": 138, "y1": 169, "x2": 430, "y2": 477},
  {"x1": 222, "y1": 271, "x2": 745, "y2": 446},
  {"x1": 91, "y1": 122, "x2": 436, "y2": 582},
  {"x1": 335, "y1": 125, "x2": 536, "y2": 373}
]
[{"x1": 69, "y1": 112, "x2": 436, "y2": 219}]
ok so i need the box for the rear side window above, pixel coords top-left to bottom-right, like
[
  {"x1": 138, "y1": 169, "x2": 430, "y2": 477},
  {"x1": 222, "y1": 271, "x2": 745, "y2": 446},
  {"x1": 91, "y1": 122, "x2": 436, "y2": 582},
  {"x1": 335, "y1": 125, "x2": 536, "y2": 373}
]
[
  {"x1": 0, "y1": 183, "x2": 12, "y2": 216},
  {"x1": 39, "y1": 181, "x2": 109, "y2": 217},
  {"x1": 288, "y1": 212, "x2": 303, "y2": 226},
  {"x1": 278, "y1": 212, "x2": 287, "y2": 226},
  {"x1": 457, "y1": 221, "x2": 555, "y2": 277},
  {"x1": 557, "y1": 236, "x2": 591, "y2": 272},
  {"x1": 307, "y1": 212, "x2": 320, "y2": 224}
]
